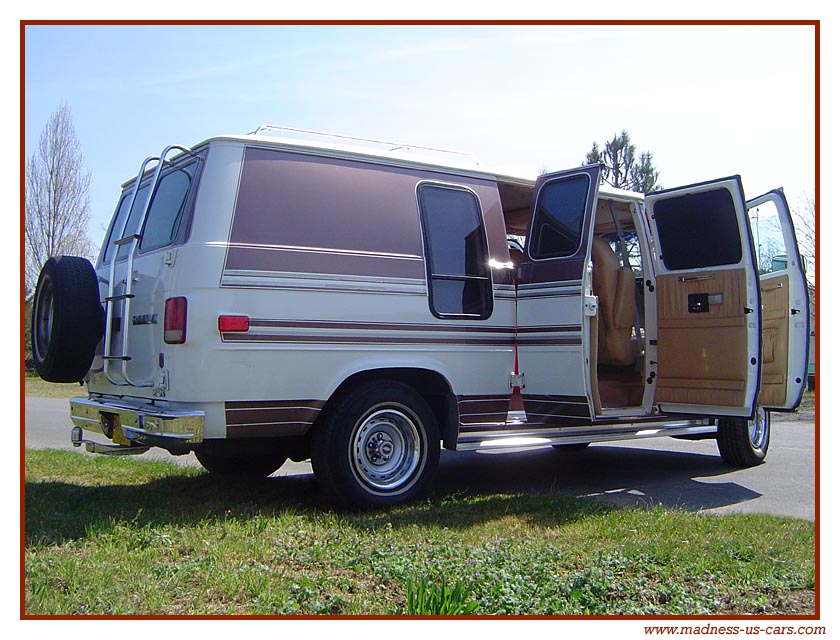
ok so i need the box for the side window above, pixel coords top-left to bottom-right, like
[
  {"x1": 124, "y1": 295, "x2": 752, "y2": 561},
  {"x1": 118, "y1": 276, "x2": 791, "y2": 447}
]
[
  {"x1": 530, "y1": 174, "x2": 590, "y2": 259},
  {"x1": 652, "y1": 188, "x2": 742, "y2": 270},
  {"x1": 417, "y1": 184, "x2": 492, "y2": 319}
]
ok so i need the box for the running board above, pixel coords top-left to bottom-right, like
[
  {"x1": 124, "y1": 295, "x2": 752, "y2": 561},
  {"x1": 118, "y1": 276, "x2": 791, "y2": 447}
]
[{"x1": 455, "y1": 421, "x2": 716, "y2": 452}]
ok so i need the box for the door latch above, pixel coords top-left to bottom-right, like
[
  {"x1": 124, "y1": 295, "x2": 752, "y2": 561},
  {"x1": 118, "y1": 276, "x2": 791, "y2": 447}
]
[{"x1": 153, "y1": 369, "x2": 170, "y2": 398}]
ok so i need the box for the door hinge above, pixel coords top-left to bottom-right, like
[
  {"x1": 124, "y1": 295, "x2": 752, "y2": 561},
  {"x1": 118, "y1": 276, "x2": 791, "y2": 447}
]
[
  {"x1": 510, "y1": 372, "x2": 526, "y2": 390},
  {"x1": 584, "y1": 295, "x2": 598, "y2": 317}
]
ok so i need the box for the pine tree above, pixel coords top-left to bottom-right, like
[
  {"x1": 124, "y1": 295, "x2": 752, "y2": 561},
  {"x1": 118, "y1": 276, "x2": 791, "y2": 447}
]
[{"x1": 585, "y1": 130, "x2": 661, "y2": 193}]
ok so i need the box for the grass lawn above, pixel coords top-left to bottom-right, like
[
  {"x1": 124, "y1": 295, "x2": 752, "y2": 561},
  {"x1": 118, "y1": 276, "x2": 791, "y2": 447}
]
[
  {"x1": 24, "y1": 374, "x2": 84, "y2": 399},
  {"x1": 24, "y1": 449, "x2": 815, "y2": 617}
]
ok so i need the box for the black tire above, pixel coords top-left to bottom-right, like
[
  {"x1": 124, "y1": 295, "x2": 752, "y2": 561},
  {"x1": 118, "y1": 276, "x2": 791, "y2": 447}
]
[
  {"x1": 716, "y1": 408, "x2": 770, "y2": 467},
  {"x1": 311, "y1": 381, "x2": 441, "y2": 510},
  {"x1": 551, "y1": 442, "x2": 591, "y2": 452},
  {"x1": 31, "y1": 256, "x2": 104, "y2": 383},
  {"x1": 195, "y1": 450, "x2": 287, "y2": 478}
]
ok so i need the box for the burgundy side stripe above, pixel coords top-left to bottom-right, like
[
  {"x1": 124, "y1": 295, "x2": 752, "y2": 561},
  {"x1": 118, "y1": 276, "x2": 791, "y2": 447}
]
[
  {"x1": 457, "y1": 395, "x2": 511, "y2": 425},
  {"x1": 225, "y1": 399, "x2": 325, "y2": 438}
]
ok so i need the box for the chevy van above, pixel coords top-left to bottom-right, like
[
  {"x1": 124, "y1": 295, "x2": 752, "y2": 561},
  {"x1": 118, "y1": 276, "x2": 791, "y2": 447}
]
[{"x1": 31, "y1": 125, "x2": 810, "y2": 508}]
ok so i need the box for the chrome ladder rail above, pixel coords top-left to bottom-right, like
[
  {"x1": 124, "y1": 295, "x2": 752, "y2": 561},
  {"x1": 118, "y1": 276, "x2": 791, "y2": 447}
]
[{"x1": 102, "y1": 145, "x2": 194, "y2": 387}]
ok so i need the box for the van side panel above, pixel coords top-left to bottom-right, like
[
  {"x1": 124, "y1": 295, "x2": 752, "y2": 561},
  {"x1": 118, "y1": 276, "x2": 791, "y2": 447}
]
[
  {"x1": 212, "y1": 146, "x2": 515, "y2": 439},
  {"x1": 224, "y1": 148, "x2": 426, "y2": 280}
]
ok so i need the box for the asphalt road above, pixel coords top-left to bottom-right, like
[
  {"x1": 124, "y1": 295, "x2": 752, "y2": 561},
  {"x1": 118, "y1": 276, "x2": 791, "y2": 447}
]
[{"x1": 24, "y1": 396, "x2": 816, "y2": 520}]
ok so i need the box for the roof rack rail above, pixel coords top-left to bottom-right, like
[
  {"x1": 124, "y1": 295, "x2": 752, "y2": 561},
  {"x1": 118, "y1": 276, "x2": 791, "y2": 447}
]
[{"x1": 248, "y1": 124, "x2": 480, "y2": 166}]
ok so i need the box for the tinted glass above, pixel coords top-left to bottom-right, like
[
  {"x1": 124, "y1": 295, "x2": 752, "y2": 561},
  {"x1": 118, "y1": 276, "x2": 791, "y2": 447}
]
[
  {"x1": 418, "y1": 185, "x2": 491, "y2": 318},
  {"x1": 102, "y1": 194, "x2": 132, "y2": 264},
  {"x1": 419, "y1": 186, "x2": 488, "y2": 277},
  {"x1": 531, "y1": 175, "x2": 590, "y2": 259},
  {"x1": 104, "y1": 185, "x2": 150, "y2": 263},
  {"x1": 654, "y1": 188, "x2": 742, "y2": 270},
  {"x1": 431, "y1": 279, "x2": 490, "y2": 317},
  {"x1": 140, "y1": 163, "x2": 197, "y2": 252}
]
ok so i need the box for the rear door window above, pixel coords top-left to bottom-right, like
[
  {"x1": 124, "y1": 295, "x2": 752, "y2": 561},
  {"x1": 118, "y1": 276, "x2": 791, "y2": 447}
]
[
  {"x1": 102, "y1": 159, "x2": 199, "y2": 263},
  {"x1": 101, "y1": 185, "x2": 150, "y2": 264},
  {"x1": 139, "y1": 162, "x2": 199, "y2": 253},
  {"x1": 651, "y1": 187, "x2": 743, "y2": 270}
]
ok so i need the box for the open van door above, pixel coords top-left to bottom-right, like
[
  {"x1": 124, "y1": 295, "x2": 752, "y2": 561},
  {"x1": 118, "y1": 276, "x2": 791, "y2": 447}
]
[
  {"x1": 747, "y1": 189, "x2": 810, "y2": 411},
  {"x1": 516, "y1": 164, "x2": 601, "y2": 424},
  {"x1": 645, "y1": 177, "x2": 761, "y2": 418}
]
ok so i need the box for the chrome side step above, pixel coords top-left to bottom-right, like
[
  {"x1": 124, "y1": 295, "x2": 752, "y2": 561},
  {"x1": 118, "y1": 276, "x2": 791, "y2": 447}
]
[{"x1": 455, "y1": 421, "x2": 717, "y2": 452}]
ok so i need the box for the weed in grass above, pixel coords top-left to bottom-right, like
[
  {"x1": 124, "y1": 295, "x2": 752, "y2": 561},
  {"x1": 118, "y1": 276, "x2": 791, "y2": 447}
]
[{"x1": 403, "y1": 576, "x2": 480, "y2": 615}]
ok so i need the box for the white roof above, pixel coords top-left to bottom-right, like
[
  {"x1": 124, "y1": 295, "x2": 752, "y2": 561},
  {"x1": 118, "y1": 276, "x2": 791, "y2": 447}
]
[{"x1": 143, "y1": 125, "x2": 645, "y2": 203}]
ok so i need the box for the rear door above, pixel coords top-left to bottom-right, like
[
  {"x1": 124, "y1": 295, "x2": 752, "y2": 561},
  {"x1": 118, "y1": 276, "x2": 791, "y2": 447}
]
[
  {"x1": 746, "y1": 189, "x2": 810, "y2": 411},
  {"x1": 644, "y1": 176, "x2": 761, "y2": 418},
  {"x1": 99, "y1": 153, "x2": 201, "y2": 388}
]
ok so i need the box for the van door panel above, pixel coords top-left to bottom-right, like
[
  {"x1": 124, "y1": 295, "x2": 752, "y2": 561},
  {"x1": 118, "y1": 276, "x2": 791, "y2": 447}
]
[
  {"x1": 517, "y1": 165, "x2": 601, "y2": 423},
  {"x1": 758, "y1": 274, "x2": 790, "y2": 407},
  {"x1": 655, "y1": 269, "x2": 749, "y2": 407},
  {"x1": 746, "y1": 189, "x2": 809, "y2": 411},
  {"x1": 644, "y1": 176, "x2": 761, "y2": 418},
  {"x1": 100, "y1": 154, "x2": 203, "y2": 390}
]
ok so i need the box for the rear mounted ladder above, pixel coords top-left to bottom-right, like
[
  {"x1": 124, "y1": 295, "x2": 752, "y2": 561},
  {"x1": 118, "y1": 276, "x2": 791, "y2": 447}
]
[{"x1": 102, "y1": 145, "x2": 194, "y2": 387}]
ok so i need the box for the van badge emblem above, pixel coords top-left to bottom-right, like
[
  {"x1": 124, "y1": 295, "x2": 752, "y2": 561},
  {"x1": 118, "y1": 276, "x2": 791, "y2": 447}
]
[{"x1": 132, "y1": 313, "x2": 158, "y2": 325}]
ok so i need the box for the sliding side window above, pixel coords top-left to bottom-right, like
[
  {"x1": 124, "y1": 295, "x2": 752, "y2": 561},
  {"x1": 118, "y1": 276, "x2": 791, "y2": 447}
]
[{"x1": 418, "y1": 184, "x2": 493, "y2": 319}]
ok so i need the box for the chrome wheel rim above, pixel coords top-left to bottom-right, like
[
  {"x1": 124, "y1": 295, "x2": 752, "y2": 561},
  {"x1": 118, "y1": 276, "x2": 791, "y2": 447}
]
[
  {"x1": 33, "y1": 275, "x2": 55, "y2": 362},
  {"x1": 748, "y1": 409, "x2": 768, "y2": 449},
  {"x1": 350, "y1": 406, "x2": 424, "y2": 493}
]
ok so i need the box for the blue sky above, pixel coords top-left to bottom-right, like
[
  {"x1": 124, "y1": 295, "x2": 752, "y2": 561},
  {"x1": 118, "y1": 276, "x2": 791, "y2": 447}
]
[{"x1": 24, "y1": 23, "x2": 816, "y2": 245}]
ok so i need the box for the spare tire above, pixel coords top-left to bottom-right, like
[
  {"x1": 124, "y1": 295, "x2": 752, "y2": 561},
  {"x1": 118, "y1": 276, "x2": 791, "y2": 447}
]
[{"x1": 31, "y1": 256, "x2": 104, "y2": 383}]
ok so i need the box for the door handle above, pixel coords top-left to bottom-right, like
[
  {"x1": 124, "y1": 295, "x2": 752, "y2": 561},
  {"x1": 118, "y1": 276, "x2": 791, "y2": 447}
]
[
  {"x1": 761, "y1": 282, "x2": 785, "y2": 292},
  {"x1": 678, "y1": 274, "x2": 714, "y2": 282}
]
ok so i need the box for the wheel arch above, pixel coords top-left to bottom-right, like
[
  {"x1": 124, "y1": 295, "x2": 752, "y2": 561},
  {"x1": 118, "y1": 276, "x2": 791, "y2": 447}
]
[{"x1": 317, "y1": 367, "x2": 459, "y2": 450}]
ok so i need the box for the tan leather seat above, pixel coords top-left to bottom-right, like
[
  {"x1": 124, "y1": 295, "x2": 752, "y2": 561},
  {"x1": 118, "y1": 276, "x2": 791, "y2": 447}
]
[{"x1": 591, "y1": 237, "x2": 637, "y2": 367}]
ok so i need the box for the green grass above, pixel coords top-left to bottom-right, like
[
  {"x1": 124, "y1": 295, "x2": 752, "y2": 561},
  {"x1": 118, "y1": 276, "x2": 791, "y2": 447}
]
[
  {"x1": 24, "y1": 374, "x2": 84, "y2": 398},
  {"x1": 24, "y1": 449, "x2": 815, "y2": 616}
]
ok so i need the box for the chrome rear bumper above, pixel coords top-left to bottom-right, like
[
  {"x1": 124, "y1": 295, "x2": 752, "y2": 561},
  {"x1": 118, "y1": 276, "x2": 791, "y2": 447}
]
[{"x1": 70, "y1": 396, "x2": 204, "y2": 450}]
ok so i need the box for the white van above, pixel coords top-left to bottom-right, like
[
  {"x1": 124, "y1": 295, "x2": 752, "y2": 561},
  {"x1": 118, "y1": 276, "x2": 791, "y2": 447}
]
[{"x1": 31, "y1": 125, "x2": 810, "y2": 509}]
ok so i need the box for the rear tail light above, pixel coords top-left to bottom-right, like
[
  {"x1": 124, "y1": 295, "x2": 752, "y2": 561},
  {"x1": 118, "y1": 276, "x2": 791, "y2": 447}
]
[
  {"x1": 218, "y1": 315, "x2": 250, "y2": 332},
  {"x1": 164, "y1": 297, "x2": 187, "y2": 344}
]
